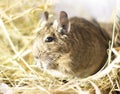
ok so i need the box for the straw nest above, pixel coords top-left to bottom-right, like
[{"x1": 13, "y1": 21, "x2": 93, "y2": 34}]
[{"x1": 0, "y1": 0, "x2": 120, "y2": 94}]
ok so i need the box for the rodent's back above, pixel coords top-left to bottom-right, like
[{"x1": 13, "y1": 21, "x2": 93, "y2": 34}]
[{"x1": 65, "y1": 17, "x2": 109, "y2": 77}]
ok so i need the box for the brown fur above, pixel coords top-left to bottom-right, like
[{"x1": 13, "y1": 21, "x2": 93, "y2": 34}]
[{"x1": 32, "y1": 11, "x2": 110, "y2": 78}]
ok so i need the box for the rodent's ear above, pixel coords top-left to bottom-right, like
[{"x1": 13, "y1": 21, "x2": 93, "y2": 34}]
[
  {"x1": 59, "y1": 11, "x2": 70, "y2": 34},
  {"x1": 60, "y1": 11, "x2": 68, "y2": 26},
  {"x1": 40, "y1": 11, "x2": 49, "y2": 28},
  {"x1": 44, "y1": 11, "x2": 49, "y2": 21}
]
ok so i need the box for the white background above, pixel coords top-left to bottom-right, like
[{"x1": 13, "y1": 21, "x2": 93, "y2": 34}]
[{"x1": 54, "y1": 0, "x2": 118, "y2": 22}]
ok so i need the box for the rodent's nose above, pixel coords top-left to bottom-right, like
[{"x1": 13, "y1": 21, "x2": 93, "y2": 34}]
[{"x1": 45, "y1": 36, "x2": 54, "y2": 42}]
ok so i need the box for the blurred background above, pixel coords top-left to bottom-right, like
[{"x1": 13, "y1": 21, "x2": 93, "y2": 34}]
[{"x1": 54, "y1": 0, "x2": 117, "y2": 22}]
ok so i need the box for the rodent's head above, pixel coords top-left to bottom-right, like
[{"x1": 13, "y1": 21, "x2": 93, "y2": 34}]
[{"x1": 33, "y1": 11, "x2": 72, "y2": 77}]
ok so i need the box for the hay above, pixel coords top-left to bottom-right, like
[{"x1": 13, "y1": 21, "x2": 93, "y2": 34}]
[{"x1": 0, "y1": 0, "x2": 120, "y2": 94}]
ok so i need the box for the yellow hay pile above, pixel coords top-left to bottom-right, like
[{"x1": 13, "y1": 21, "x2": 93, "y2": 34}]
[{"x1": 0, "y1": 0, "x2": 120, "y2": 94}]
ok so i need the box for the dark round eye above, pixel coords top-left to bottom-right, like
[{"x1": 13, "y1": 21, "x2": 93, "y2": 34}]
[{"x1": 45, "y1": 36, "x2": 54, "y2": 42}]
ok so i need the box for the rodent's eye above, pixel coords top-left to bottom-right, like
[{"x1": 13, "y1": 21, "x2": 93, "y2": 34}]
[{"x1": 45, "y1": 36, "x2": 54, "y2": 42}]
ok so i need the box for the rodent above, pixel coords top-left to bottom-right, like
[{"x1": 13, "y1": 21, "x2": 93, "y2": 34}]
[{"x1": 32, "y1": 11, "x2": 110, "y2": 78}]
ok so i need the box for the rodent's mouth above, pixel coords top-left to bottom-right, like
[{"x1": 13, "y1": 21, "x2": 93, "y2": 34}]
[
  {"x1": 36, "y1": 60, "x2": 66, "y2": 78},
  {"x1": 36, "y1": 53, "x2": 61, "y2": 70},
  {"x1": 35, "y1": 53, "x2": 72, "y2": 78}
]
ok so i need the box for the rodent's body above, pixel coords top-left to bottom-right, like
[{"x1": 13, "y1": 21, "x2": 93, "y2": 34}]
[
  {"x1": 61, "y1": 17, "x2": 108, "y2": 77},
  {"x1": 33, "y1": 11, "x2": 110, "y2": 78}
]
